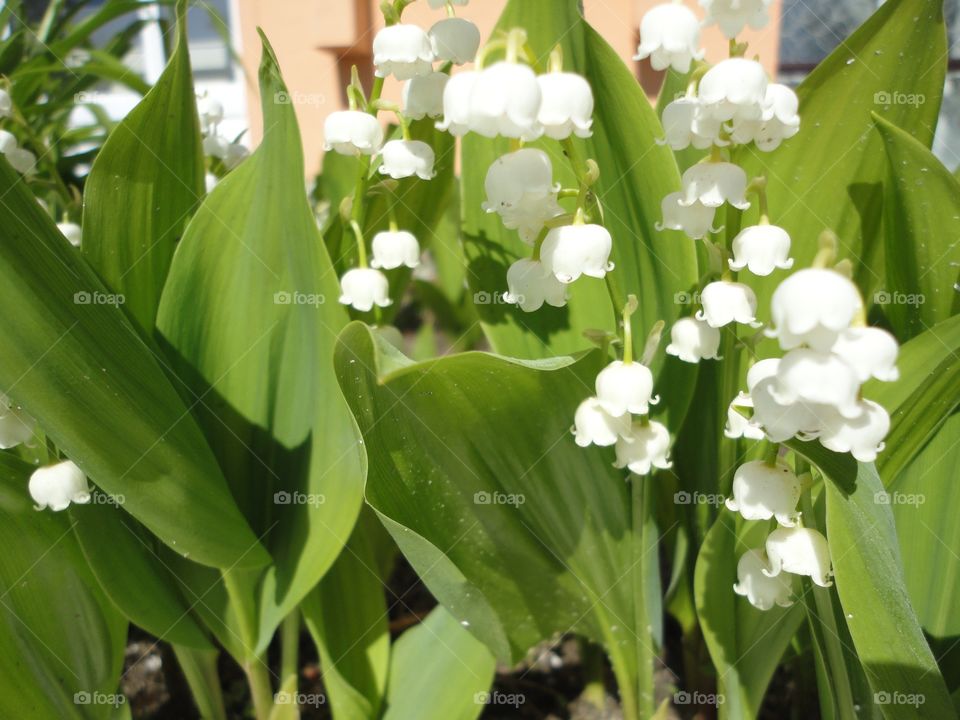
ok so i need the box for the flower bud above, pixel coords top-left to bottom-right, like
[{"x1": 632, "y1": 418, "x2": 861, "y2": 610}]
[
  {"x1": 379, "y1": 139, "x2": 436, "y2": 180},
  {"x1": 338, "y1": 268, "x2": 393, "y2": 312},
  {"x1": 29, "y1": 461, "x2": 91, "y2": 512},
  {"x1": 324, "y1": 111, "x2": 384, "y2": 156},
  {"x1": 371, "y1": 230, "x2": 421, "y2": 270},
  {"x1": 373, "y1": 24, "x2": 435, "y2": 80},
  {"x1": 540, "y1": 224, "x2": 614, "y2": 284}
]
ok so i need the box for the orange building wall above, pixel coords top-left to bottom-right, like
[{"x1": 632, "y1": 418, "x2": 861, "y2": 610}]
[{"x1": 236, "y1": 0, "x2": 783, "y2": 176}]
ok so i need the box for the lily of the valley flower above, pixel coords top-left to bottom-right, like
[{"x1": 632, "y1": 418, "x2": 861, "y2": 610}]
[
  {"x1": 750, "y1": 374, "x2": 827, "y2": 443},
  {"x1": 734, "y1": 549, "x2": 795, "y2": 611},
  {"x1": 769, "y1": 268, "x2": 863, "y2": 351},
  {"x1": 634, "y1": 2, "x2": 704, "y2": 73},
  {"x1": 379, "y1": 139, "x2": 436, "y2": 180},
  {"x1": 0, "y1": 130, "x2": 36, "y2": 174},
  {"x1": 536, "y1": 72, "x2": 595, "y2": 140},
  {"x1": 504, "y1": 258, "x2": 569, "y2": 312},
  {"x1": 372, "y1": 24, "x2": 435, "y2": 80},
  {"x1": 483, "y1": 149, "x2": 562, "y2": 243},
  {"x1": 573, "y1": 397, "x2": 631, "y2": 447},
  {"x1": 29, "y1": 460, "x2": 91, "y2": 512},
  {"x1": 729, "y1": 224, "x2": 794, "y2": 276},
  {"x1": 763, "y1": 526, "x2": 833, "y2": 588},
  {"x1": 469, "y1": 62, "x2": 543, "y2": 140},
  {"x1": 595, "y1": 361, "x2": 659, "y2": 416},
  {"x1": 728, "y1": 83, "x2": 800, "y2": 151},
  {"x1": 724, "y1": 392, "x2": 765, "y2": 440},
  {"x1": 771, "y1": 349, "x2": 864, "y2": 420},
  {"x1": 371, "y1": 230, "x2": 421, "y2": 270},
  {"x1": 197, "y1": 94, "x2": 224, "y2": 134},
  {"x1": 660, "y1": 97, "x2": 725, "y2": 150},
  {"x1": 540, "y1": 223, "x2": 614, "y2": 283},
  {"x1": 818, "y1": 399, "x2": 890, "y2": 462},
  {"x1": 613, "y1": 420, "x2": 672, "y2": 475},
  {"x1": 339, "y1": 268, "x2": 393, "y2": 312},
  {"x1": 656, "y1": 192, "x2": 720, "y2": 240},
  {"x1": 403, "y1": 72, "x2": 449, "y2": 120},
  {"x1": 697, "y1": 280, "x2": 760, "y2": 328},
  {"x1": 0, "y1": 394, "x2": 35, "y2": 449},
  {"x1": 203, "y1": 134, "x2": 249, "y2": 170},
  {"x1": 701, "y1": 0, "x2": 775, "y2": 40},
  {"x1": 0, "y1": 88, "x2": 12, "y2": 118},
  {"x1": 429, "y1": 18, "x2": 480, "y2": 65},
  {"x1": 57, "y1": 222, "x2": 82, "y2": 248},
  {"x1": 324, "y1": 111, "x2": 384, "y2": 156},
  {"x1": 666, "y1": 316, "x2": 722, "y2": 363},
  {"x1": 698, "y1": 58, "x2": 768, "y2": 123},
  {"x1": 436, "y1": 70, "x2": 477, "y2": 136},
  {"x1": 830, "y1": 327, "x2": 899, "y2": 383},
  {"x1": 726, "y1": 460, "x2": 802, "y2": 526},
  {"x1": 678, "y1": 162, "x2": 751, "y2": 210}
]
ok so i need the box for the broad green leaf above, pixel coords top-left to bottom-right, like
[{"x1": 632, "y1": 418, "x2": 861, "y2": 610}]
[
  {"x1": 694, "y1": 511, "x2": 804, "y2": 718},
  {"x1": 893, "y1": 413, "x2": 960, "y2": 638},
  {"x1": 461, "y1": 0, "x2": 697, "y2": 386},
  {"x1": 0, "y1": 159, "x2": 267, "y2": 570},
  {"x1": 739, "y1": 0, "x2": 947, "y2": 314},
  {"x1": 156, "y1": 32, "x2": 364, "y2": 656},
  {"x1": 383, "y1": 607, "x2": 495, "y2": 720},
  {"x1": 0, "y1": 454, "x2": 127, "y2": 720},
  {"x1": 82, "y1": 0, "x2": 203, "y2": 334},
  {"x1": 824, "y1": 462, "x2": 954, "y2": 718},
  {"x1": 335, "y1": 322, "x2": 656, "y2": 719},
  {"x1": 302, "y1": 512, "x2": 391, "y2": 720},
  {"x1": 71, "y1": 501, "x2": 212, "y2": 649},
  {"x1": 875, "y1": 115, "x2": 960, "y2": 339}
]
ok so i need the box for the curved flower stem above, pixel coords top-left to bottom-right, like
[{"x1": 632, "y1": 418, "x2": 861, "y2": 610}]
[{"x1": 630, "y1": 474, "x2": 657, "y2": 720}]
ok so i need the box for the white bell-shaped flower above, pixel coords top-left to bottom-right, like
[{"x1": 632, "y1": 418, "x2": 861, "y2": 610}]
[
  {"x1": 697, "y1": 281, "x2": 759, "y2": 328},
  {"x1": 540, "y1": 224, "x2": 614, "y2": 284},
  {"x1": 634, "y1": 3, "x2": 704, "y2": 73},
  {"x1": 656, "y1": 192, "x2": 720, "y2": 240},
  {"x1": 724, "y1": 392, "x2": 765, "y2": 440},
  {"x1": 829, "y1": 327, "x2": 899, "y2": 383},
  {"x1": 0, "y1": 394, "x2": 35, "y2": 449},
  {"x1": 0, "y1": 130, "x2": 36, "y2": 174},
  {"x1": 202, "y1": 133, "x2": 229, "y2": 159},
  {"x1": 726, "y1": 460, "x2": 802, "y2": 526},
  {"x1": 771, "y1": 349, "x2": 863, "y2": 420},
  {"x1": 666, "y1": 316, "x2": 721, "y2": 363},
  {"x1": 403, "y1": 72, "x2": 449, "y2": 120},
  {"x1": 373, "y1": 24, "x2": 435, "y2": 80},
  {"x1": 57, "y1": 222, "x2": 82, "y2": 248},
  {"x1": 223, "y1": 142, "x2": 249, "y2": 170},
  {"x1": 338, "y1": 268, "x2": 393, "y2": 312},
  {"x1": 769, "y1": 269, "x2": 863, "y2": 351},
  {"x1": 469, "y1": 62, "x2": 543, "y2": 140},
  {"x1": 573, "y1": 397, "x2": 630, "y2": 448},
  {"x1": 0, "y1": 129, "x2": 16, "y2": 154},
  {"x1": 595, "y1": 361, "x2": 659, "y2": 416},
  {"x1": 698, "y1": 58, "x2": 768, "y2": 122},
  {"x1": 429, "y1": 18, "x2": 480, "y2": 65},
  {"x1": 427, "y1": 0, "x2": 467, "y2": 6},
  {"x1": 734, "y1": 549, "x2": 795, "y2": 611},
  {"x1": 750, "y1": 377, "x2": 827, "y2": 443},
  {"x1": 763, "y1": 526, "x2": 833, "y2": 588},
  {"x1": 28, "y1": 461, "x2": 91, "y2": 512},
  {"x1": 482, "y1": 149, "x2": 562, "y2": 243},
  {"x1": 701, "y1": 0, "x2": 774, "y2": 41},
  {"x1": 746, "y1": 357, "x2": 780, "y2": 391},
  {"x1": 371, "y1": 230, "x2": 421, "y2": 270},
  {"x1": 435, "y1": 70, "x2": 477, "y2": 136},
  {"x1": 660, "y1": 97, "x2": 724, "y2": 150},
  {"x1": 818, "y1": 399, "x2": 890, "y2": 462},
  {"x1": 0, "y1": 88, "x2": 12, "y2": 118},
  {"x1": 197, "y1": 94, "x2": 224, "y2": 133},
  {"x1": 324, "y1": 111, "x2": 384, "y2": 156},
  {"x1": 613, "y1": 420, "x2": 672, "y2": 475},
  {"x1": 536, "y1": 72, "x2": 594, "y2": 140},
  {"x1": 678, "y1": 162, "x2": 750, "y2": 210},
  {"x1": 504, "y1": 258, "x2": 569, "y2": 312},
  {"x1": 729, "y1": 224, "x2": 794, "y2": 276},
  {"x1": 378, "y1": 139, "x2": 436, "y2": 180},
  {"x1": 729, "y1": 83, "x2": 801, "y2": 151}
]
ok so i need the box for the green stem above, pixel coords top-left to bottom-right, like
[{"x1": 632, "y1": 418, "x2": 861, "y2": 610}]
[
  {"x1": 222, "y1": 570, "x2": 273, "y2": 720},
  {"x1": 280, "y1": 612, "x2": 301, "y2": 683},
  {"x1": 631, "y1": 475, "x2": 656, "y2": 719},
  {"x1": 172, "y1": 645, "x2": 227, "y2": 720}
]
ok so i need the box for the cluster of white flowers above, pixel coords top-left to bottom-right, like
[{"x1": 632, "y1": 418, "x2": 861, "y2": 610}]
[{"x1": 197, "y1": 94, "x2": 250, "y2": 175}]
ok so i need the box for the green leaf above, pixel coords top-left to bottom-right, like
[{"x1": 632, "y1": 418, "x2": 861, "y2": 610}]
[
  {"x1": 892, "y1": 413, "x2": 960, "y2": 638},
  {"x1": 0, "y1": 159, "x2": 267, "y2": 570},
  {"x1": 0, "y1": 454, "x2": 127, "y2": 720},
  {"x1": 824, "y1": 462, "x2": 954, "y2": 718},
  {"x1": 694, "y1": 511, "x2": 804, "y2": 717},
  {"x1": 302, "y1": 512, "x2": 391, "y2": 720},
  {"x1": 82, "y1": 0, "x2": 203, "y2": 334},
  {"x1": 335, "y1": 322, "x2": 655, "y2": 718},
  {"x1": 461, "y1": 0, "x2": 697, "y2": 381},
  {"x1": 738, "y1": 0, "x2": 947, "y2": 313},
  {"x1": 155, "y1": 31, "x2": 364, "y2": 656},
  {"x1": 875, "y1": 115, "x2": 960, "y2": 339},
  {"x1": 383, "y1": 607, "x2": 495, "y2": 720}
]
